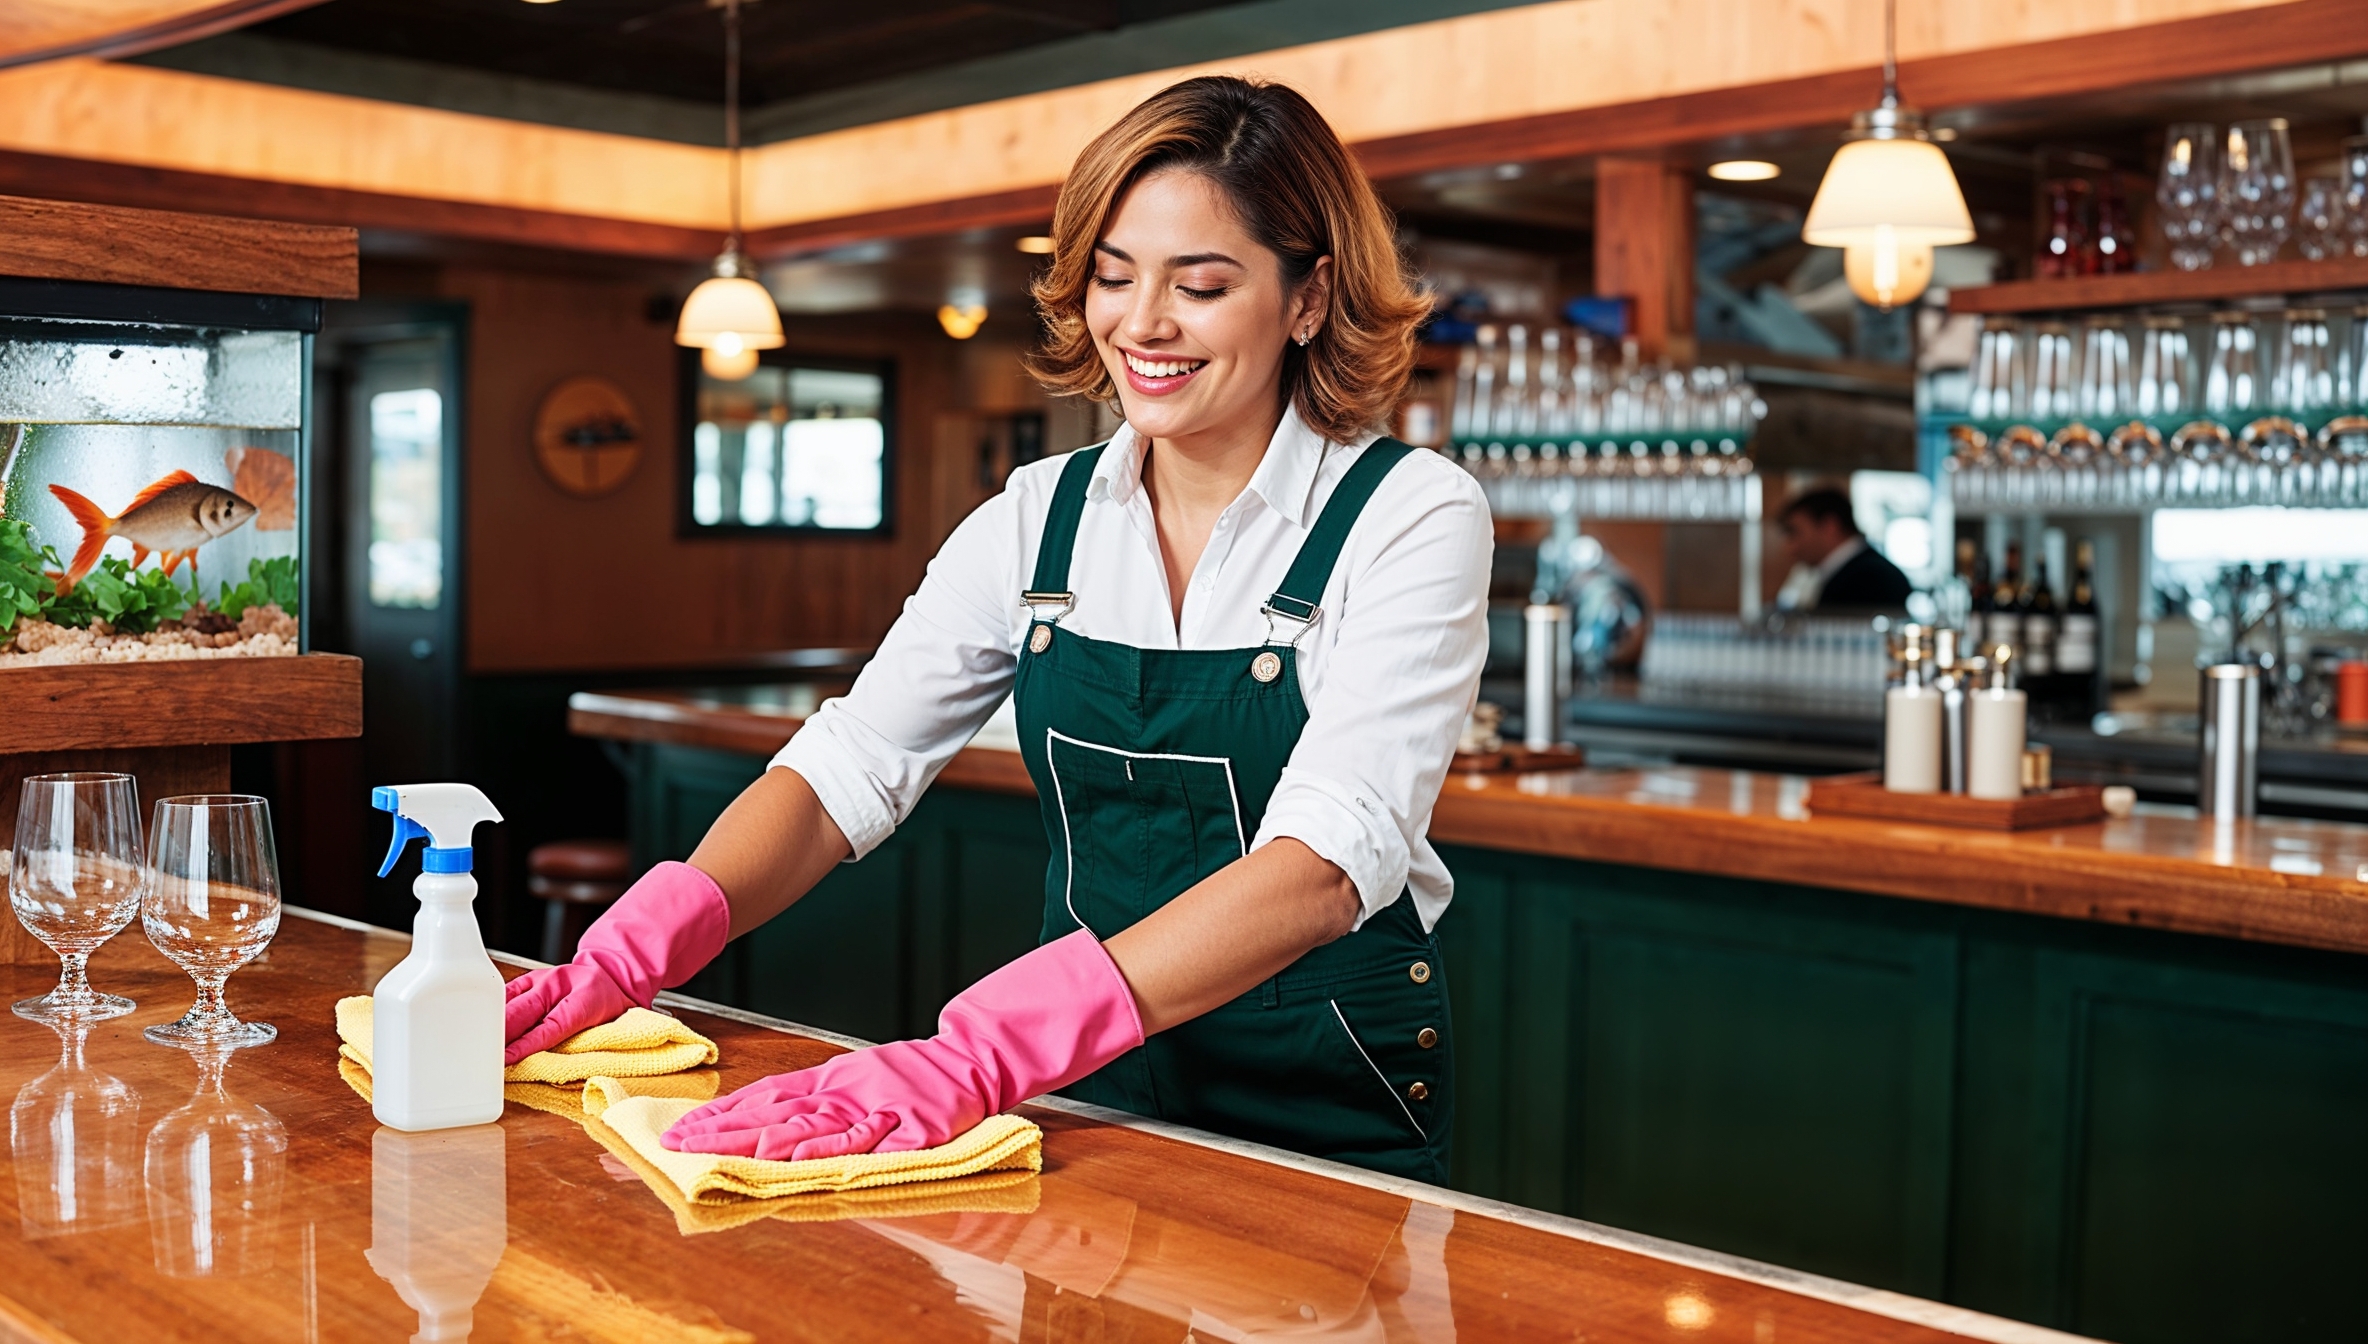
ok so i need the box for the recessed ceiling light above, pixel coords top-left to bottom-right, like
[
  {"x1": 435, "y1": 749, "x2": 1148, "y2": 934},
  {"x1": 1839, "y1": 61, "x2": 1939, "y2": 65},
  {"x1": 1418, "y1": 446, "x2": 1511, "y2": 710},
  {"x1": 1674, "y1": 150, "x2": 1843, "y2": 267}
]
[
  {"x1": 1014, "y1": 235, "x2": 1054, "y2": 255},
  {"x1": 1707, "y1": 160, "x2": 1780, "y2": 182}
]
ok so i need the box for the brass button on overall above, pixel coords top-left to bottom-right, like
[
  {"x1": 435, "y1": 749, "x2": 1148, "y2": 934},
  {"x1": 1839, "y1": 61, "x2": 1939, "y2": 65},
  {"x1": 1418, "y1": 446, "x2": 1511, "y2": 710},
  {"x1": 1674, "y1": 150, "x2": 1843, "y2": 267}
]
[
  {"x1": 1408, "y1": 960, "x2": 1431, "y2": 984},
  {"x1": 1028, "y1": 624, "x2": 1052, "y2": 654},
  {"x1": 1250, "y1": 650, "x2": 1283, "y2": 683},
  {"x1": 1417, "y1": 1027, "x2": 1438, "y2": 1049},
  {"x1": 1406, "y1": 1080, "x2": 1430, "y2": 1102}
]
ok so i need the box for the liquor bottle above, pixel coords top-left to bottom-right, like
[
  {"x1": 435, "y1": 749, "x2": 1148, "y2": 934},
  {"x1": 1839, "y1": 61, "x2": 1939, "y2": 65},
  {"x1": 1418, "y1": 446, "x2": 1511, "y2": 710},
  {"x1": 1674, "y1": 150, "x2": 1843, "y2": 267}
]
[
  {"x1": 2023, "y1": 560, "x2": 2059, "y2": 698},
  {"x1": 2057, "y1": 539, "x2": 2103, "y2": 718},
  {"x1": 1959, "y1": 539, "x2": 1988, "y2": 650},
  {"x1": 1988, "y1": 542, "x2": 2024, "y2": 666}
]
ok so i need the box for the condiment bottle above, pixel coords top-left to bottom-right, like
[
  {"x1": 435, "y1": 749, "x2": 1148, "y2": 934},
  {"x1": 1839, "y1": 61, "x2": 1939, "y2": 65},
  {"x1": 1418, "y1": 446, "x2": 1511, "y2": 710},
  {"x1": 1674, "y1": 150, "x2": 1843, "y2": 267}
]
[
  {"x1": 369, "y1": 784, "x2": 506, "y2": 1132},
  {"x1": 1967, "y1": 646, "x2": 2029, "y2": 801},
  {"x1": 1885, "y1": 644, "x2": 1942, "y2": 793}
]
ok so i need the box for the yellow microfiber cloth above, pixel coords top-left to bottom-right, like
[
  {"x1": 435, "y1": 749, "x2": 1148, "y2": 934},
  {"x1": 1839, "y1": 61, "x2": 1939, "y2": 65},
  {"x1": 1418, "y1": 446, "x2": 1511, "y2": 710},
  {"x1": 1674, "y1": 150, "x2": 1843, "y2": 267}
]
[
  {"x1": 336, "y1": 994, "x2": 718, "y2": 1084},
  {"x1": 581, "y1": 1075, "x2": 1042, "y2": 1206},
  {"x1": 579, "y1": 1100, "x2": 1041, "y2": 1235},
  {"x1": 337, "y1": 1045, "x2": 721, "y2": 1122}
]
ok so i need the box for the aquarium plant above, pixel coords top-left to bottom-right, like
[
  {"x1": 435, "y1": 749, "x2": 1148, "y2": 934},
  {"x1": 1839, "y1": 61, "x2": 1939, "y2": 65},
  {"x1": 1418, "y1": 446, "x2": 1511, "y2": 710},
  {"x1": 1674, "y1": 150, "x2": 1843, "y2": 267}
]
[
  {"x1": 0, "y1": 518, "x2": 52, "y2": 627},
  {"x1": 43, "y1": 557, "x2": 193, "y2": 635},
  {"x1": 216, "y1": 556, "x2": 299, "y2": 620}
]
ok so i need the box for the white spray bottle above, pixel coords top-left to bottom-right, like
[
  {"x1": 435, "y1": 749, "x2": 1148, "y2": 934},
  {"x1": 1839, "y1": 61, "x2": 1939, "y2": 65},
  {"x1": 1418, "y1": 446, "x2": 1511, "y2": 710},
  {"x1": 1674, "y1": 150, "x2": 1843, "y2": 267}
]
[{"x1": 370, "y1": 784, "x2": 506, "y2": 1132}]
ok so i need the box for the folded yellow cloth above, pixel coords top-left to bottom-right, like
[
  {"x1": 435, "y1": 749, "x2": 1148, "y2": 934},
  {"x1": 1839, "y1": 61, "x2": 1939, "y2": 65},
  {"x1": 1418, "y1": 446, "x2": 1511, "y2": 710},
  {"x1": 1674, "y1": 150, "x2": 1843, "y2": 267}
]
[
  {"x1": 335, "y1": 995, "x2": 718, "y2": 1084},
  {"x1": 337, "y1": 1049, "x2": 721, "y2": 1122},
  {"x1": 581, "y1": 1075, "x2": 1042, "y2": 1206},
  {"x1": 580, "y1": 1101, "x2": 1040, "y2": 1234}
]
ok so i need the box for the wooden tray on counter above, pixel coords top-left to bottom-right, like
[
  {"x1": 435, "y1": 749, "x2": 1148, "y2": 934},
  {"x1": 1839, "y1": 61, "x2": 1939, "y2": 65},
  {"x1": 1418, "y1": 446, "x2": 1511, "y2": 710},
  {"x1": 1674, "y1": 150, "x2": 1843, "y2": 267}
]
[
  {"x1": 1452, "y1": 744, "x2": 1586, "y2": 774},
  {"x1": 1804, "y1": 771, "x2": 2106, "y2": 831}
]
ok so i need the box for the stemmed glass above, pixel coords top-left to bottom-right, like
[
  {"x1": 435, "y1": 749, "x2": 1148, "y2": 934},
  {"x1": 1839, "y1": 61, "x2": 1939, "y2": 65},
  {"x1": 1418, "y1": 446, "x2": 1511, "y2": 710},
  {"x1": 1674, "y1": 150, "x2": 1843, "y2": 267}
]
[
  {"x1": 2157, "y1": 122, "x2": 2221, "y2": 270},
  {"x1": 140, "y1": 796, "x2": 281, "y2": 1050},
  {"x1": 9, "y1": 773, "x2": 143, "y2": 1023},
  {"x1": 2221, "y1": 119, "x2": 2294, "y2": 267},
  {"x1": 2295, "y1": 178, "x2": 2345, "y2": 261},
  {"x1": 2342, "y1": 136, "x2": 2368, "y2": 259}
]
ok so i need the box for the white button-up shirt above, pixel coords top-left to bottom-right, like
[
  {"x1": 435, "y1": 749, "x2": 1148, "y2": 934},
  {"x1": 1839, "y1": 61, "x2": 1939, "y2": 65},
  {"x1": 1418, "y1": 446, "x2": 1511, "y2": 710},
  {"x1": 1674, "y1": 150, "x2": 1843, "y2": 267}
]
[{"x1": 774, "y1": 406, "x2": 1494, "y2": 933}]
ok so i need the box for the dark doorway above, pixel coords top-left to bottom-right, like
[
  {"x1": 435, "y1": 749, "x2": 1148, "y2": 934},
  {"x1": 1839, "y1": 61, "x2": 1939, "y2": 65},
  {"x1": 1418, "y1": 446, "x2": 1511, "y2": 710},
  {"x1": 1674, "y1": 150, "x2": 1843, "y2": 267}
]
[{"x1": 314, "y1": 303, "x2": 469, "y2": 928}]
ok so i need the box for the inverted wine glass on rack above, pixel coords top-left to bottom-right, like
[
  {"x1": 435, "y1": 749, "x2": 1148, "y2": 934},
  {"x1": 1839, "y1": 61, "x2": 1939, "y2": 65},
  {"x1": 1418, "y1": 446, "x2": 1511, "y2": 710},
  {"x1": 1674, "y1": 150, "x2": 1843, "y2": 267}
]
[
  {"x1": 140, "y1": 796, "x2": 282, "y2": 1050},
  {"x1": 2156, "y1": 122, "x2": 2221, "y2": 271},
  {"x1": 9, "y1": 773, "x2": 143, "y2": 1024},
  {"x1": 2220, "y1": 119, "x2": 2294, "y2": 267}
]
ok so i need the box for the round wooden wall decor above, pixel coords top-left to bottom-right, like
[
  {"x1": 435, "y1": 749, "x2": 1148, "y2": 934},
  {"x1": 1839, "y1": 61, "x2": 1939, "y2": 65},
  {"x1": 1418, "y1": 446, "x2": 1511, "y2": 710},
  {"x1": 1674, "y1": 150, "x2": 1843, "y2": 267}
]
[{"x1": 533, "y1": 375, "x2": 643, "y2": 497}]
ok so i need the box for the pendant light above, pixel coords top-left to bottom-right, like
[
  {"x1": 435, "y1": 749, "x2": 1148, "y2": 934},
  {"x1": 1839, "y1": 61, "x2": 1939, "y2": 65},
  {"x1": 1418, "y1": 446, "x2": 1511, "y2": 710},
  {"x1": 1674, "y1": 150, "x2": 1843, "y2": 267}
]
[
  {"x1": 1800, "y1": 0, "x2": 1974, "y2": 310},
  {"x1": 676, "y1": 0, "x2": 781, "y2": 379}
]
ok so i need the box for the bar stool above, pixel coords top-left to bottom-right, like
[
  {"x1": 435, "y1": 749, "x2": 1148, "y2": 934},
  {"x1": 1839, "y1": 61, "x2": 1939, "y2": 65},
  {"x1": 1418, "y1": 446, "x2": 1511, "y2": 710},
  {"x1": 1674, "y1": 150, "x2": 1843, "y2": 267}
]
[{"x1": 528, "y1": 839, "x2": 634, "y2": 964}]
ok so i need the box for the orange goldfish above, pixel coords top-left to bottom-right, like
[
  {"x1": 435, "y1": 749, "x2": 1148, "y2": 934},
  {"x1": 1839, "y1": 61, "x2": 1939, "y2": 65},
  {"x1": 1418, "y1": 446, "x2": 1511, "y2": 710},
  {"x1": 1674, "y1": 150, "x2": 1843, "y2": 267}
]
[
  {"x1": 48, "y1": 471, "x2": 256, "y2": 592},
  {"x1": 225, "y1": 446, "x2": 295, "y2": 532}
]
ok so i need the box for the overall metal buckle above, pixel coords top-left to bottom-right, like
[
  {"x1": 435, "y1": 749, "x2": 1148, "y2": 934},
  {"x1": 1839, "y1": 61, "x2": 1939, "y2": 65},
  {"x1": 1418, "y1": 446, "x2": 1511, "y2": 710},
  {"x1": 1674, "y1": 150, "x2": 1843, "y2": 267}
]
[
  {"x1": 1022, "y1": 591, "x2": 1074, "y2": 654},
  {"x1": 1260, "y1": 594, "x2": 1320, "y2": 648}
]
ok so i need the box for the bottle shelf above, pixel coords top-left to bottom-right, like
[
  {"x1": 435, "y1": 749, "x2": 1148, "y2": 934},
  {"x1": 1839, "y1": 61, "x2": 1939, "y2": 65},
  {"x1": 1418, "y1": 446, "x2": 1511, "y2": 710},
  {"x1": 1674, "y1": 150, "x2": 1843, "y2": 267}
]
[
  {"x1": 1948, "y1": 257, "x2": 2368, "y2": 316},
  {"x1": 1469, "y1": 466, "x2": 1761, "y2": 522}
]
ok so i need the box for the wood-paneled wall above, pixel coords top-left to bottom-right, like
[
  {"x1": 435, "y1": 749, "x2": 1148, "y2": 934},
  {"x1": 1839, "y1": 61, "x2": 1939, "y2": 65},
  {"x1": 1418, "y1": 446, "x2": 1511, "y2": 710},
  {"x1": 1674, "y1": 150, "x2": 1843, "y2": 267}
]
[{"x1": 373, "y1": 260, "x2": 1041, "y2": 673}]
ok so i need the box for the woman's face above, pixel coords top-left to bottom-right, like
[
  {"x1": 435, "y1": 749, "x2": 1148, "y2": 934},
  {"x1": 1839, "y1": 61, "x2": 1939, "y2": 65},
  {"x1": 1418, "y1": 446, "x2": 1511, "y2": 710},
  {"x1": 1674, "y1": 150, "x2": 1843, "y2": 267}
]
[{"x1": 1086, "y1": 169, "x2": 1329, "y2": 446}]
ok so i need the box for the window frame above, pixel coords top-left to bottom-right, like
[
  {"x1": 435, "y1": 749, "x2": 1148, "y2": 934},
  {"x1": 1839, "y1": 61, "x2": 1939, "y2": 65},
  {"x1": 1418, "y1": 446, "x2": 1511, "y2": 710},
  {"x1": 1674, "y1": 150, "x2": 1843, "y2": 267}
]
[{"x1": 675, "y1": 347, "x2": 898, "y2": 539}]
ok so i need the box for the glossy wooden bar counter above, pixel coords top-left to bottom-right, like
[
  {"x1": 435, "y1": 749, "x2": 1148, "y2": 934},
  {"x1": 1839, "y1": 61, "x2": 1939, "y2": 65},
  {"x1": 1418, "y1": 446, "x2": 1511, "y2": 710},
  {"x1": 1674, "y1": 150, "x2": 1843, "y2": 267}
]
[
  {"x1": 571, "y1": 687, "x2": 2368, "y2": 959},
  {"x1": 0, "y1": 913, "x2": 2078, "y2": 1344}
]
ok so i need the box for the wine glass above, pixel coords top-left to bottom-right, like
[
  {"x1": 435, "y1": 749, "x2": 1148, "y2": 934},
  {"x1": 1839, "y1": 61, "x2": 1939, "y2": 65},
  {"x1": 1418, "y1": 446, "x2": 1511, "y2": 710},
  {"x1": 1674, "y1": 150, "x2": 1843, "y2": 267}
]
[
  {"x1": 2157, "y1": 122, "x2": 2221, "y2": 270},
  {"x1": 2342, "y1": 136, "x2": 2368, "y2": 259},
  {"x1": 144, "y1": 1041, "x2": 286, "y2": 1277},
  {"x1": 2296, "y1": 177, "x2": 2345, "y2": 261},
  {"x1": 141, "y1": 796, "x2": 281, "y2": 1049},
  {"x1": 2221, "y1": 119, "x2": 2294, "y2": 267},
  {"x1": 9, "y1": 773, "x2": 143, "y2": 1023},
  {"x1": 11, "y1": 1018, "x2": 143, "y2": 1239}
]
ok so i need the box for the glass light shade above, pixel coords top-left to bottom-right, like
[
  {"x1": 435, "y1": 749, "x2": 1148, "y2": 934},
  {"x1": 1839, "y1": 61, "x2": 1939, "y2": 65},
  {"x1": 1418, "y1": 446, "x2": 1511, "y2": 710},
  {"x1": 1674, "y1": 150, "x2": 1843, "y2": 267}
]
[
  {"x1": 937, "y1": 304, "x2": 987, "y2": 340},
  {"x1": 675, "y1": 275, "x2": 783, "y2": 351},
  {"x1": 1802, "y1": 138, "x2": 1975, "y2": 247},
  {"x1": 701, "y1": 346, "x2": 760, "y2": 380},
  {"x1": 1843, "y1": 230, "x2": 1935, "y2": 310}
]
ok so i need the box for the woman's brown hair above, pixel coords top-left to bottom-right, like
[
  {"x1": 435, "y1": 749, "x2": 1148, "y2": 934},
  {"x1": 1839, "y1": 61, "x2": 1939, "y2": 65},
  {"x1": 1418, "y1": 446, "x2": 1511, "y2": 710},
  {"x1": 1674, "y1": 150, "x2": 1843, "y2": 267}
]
[{"x1": 1026, "y1": 75, "x2": 1427, "y2": 444}]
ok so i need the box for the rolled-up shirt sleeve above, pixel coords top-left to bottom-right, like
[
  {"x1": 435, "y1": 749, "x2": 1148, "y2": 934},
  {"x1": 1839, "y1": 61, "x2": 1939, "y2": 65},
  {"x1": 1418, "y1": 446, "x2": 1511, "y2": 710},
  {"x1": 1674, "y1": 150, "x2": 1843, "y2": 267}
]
[
  {"x1": 772, "y1": 487, "x2": 1022, "y2": 858},
  {"x1": 1252, "y1": 458, "x2": 1493, "y2": 926}
]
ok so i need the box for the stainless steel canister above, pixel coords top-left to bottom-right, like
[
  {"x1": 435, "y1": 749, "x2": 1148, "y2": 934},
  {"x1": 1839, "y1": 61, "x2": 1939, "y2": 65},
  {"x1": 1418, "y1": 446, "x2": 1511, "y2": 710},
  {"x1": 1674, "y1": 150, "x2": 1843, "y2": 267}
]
[
  {"x1": 1524, "y1": 603, "x2": 1573, "y2": 752},
  {"x1": 1938, "y1": 661, "x2": 1973, "y2": 793},
  {"x1": 2197, "y1": 663, "x2": 2261, "y2": 819}
]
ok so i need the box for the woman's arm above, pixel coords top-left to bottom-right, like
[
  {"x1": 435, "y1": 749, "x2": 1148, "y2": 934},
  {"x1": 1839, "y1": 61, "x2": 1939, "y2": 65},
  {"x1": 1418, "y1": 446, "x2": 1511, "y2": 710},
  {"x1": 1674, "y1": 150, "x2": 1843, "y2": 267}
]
[
  {"x1": 1103, "y1": 837, "x2": 1358, "y2": 1033},
  {"x1": 688, "y1": 766, "x2": 855, "y2": 939}
]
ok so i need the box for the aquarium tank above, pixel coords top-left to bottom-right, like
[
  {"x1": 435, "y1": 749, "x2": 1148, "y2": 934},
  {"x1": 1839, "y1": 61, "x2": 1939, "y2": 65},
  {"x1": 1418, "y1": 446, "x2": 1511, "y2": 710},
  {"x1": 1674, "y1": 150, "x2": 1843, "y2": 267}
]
[{"x1": 0, "y1": 283, "x2": 310, "y2": 667}]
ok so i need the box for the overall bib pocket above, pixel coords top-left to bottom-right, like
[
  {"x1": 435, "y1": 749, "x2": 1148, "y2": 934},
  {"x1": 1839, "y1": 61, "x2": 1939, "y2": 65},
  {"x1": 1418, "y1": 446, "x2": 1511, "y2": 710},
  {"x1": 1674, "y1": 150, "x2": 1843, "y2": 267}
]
[{"x1": 1046, "y1": 730, "x2": 1244, "y2": 937}]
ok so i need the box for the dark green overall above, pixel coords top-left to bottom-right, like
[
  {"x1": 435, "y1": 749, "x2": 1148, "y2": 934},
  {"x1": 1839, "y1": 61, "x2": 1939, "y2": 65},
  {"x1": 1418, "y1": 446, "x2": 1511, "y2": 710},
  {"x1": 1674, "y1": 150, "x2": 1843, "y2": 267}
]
[{"x1": 1012, "y1": 440, "x2": 1453, "y2": 1183}]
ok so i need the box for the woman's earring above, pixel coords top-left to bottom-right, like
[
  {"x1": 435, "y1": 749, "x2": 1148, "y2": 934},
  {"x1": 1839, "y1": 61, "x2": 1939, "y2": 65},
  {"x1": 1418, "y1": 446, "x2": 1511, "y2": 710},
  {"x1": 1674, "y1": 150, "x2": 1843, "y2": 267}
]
[{"x1": 1296, "y1": 330, "x2": 1312, "y2": 347}]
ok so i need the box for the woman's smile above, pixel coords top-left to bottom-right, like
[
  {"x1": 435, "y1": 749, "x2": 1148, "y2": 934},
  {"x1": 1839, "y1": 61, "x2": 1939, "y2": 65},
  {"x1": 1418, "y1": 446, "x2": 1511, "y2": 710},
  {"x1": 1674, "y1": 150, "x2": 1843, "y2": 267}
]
[{"x1": 1120, "y1": 348, "x2": 1210, "y2": 396}]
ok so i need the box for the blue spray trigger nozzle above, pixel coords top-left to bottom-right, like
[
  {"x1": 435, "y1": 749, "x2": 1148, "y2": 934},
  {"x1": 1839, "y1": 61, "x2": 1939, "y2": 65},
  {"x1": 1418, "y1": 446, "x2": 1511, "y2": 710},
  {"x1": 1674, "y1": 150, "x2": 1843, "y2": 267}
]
[{"x1": 378, "y1": 813, "x2": 431, "y2": 878}]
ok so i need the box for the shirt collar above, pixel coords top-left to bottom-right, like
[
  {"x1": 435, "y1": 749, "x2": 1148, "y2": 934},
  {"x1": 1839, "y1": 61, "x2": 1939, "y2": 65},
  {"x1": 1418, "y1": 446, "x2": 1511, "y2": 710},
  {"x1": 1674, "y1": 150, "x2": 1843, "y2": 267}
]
[
  {"x1": 1814, "y1": 536, "x2": 1868, "y2": 585},
  {"x1": 1089, "y1": 404, "x2": 1359, "y2": 529}
]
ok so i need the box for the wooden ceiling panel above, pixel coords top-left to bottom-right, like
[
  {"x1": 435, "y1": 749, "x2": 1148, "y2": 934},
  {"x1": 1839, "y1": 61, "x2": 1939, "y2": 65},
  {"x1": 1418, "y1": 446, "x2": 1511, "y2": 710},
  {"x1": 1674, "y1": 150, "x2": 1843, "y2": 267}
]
[{"x1": 247, "y1": 0, "x2": 1250, "y2": 106}]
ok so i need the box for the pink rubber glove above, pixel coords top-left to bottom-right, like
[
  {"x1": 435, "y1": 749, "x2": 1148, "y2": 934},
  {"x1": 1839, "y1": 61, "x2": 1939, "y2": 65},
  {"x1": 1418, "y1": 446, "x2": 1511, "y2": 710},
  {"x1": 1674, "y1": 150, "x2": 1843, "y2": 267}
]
[
  {"x1": 661, "y1": 929, "x2": 1143, "y2": 1161},
  {"x1": 502, "y1": 860, "x2": 732, "y2": 1064}
]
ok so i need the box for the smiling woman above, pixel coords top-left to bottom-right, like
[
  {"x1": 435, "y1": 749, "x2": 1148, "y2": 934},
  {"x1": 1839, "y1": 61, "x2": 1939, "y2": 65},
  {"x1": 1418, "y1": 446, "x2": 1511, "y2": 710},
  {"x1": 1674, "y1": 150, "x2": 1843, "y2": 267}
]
[{"x1": 1026, "y1": 76, "x2": 1428, "y2": 446}]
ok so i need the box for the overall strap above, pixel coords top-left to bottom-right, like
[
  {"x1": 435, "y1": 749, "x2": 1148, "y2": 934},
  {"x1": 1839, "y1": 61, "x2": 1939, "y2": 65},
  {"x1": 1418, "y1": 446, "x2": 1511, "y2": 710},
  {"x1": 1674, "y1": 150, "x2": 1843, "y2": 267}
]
[
  {"x1": 1263, "y1": 439, "x2": 1416, "y2": 637},
  {"x1": 1025, "y1": 444, "x2": 1106, "y2": 608}
]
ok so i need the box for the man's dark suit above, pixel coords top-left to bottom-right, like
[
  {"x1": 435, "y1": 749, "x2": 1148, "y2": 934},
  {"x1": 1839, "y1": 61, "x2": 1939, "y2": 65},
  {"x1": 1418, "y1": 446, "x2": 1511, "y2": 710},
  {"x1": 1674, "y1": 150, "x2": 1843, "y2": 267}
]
[{"x1": 1814, "y1": 542, "x2": 1914, "y2": 610}]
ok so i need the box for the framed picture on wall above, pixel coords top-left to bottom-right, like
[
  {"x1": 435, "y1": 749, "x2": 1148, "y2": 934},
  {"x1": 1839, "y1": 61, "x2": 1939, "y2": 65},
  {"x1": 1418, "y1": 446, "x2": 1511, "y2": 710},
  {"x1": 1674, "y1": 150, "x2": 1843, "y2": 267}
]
[{"x1": 678, "y1": 349, "x2": 896, "y2": 537}]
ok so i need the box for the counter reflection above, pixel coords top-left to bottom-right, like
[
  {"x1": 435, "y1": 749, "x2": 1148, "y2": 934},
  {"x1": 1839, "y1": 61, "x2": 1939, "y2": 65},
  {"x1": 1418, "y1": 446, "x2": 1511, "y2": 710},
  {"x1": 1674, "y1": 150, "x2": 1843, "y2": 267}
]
[
  {"x1": 368, "y1": 1124, "x2": 507, "y2": 1343},
  {"x1": 144, "y1": 1040, "x2": 288, "y2": 1277},
  {"x1": 10, "y1": 1018, "x2": 143, "y2": 1239},
  {"x1": 863, "y1": 1179, "x2": 1457, "y2": 1340}
]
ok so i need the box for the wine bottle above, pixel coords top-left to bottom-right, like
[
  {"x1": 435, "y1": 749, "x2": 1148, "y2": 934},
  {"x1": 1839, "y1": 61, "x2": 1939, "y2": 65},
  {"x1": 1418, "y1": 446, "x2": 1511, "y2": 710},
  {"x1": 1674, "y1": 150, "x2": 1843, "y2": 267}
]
[
  {"x1": 1988, "y1": 542, "x2": 2024, "y2": 667},
  {"x1": 2023, "y1": 560, "x2": 2059, "y2": 700},
  {"x1": 1959, "y1": 539, "x2": 1988, "y2": 651},
  {"x1": 2058, "y1": 539, "x2": 2102, "y2": 718}
]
